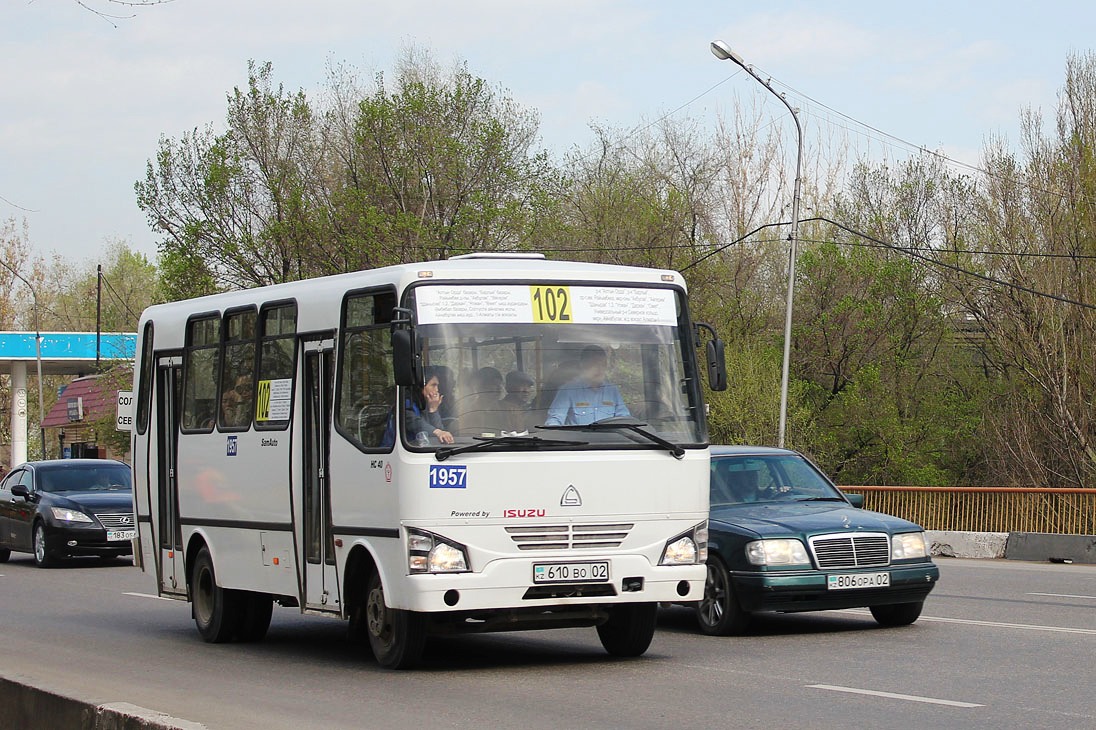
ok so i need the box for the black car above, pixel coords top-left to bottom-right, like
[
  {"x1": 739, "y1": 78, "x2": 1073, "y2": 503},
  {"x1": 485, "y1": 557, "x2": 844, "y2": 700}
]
[
  {"x1": 0, "y1": 459, "x2": 135, "y2": 567},
  {"x1": 696, "y1": 446, "x2": 939, "y2": 635}
]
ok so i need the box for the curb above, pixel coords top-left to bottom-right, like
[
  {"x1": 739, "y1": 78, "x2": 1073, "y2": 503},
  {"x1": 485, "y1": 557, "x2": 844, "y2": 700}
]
[{"x1": 0, "y1": 675, "x2": 206, "y2": 730}]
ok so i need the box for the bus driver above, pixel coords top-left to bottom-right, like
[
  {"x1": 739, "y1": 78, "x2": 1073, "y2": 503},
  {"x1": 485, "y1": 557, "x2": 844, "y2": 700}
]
[{"x1": 544, "y1": 345, "x2": 630, "y2": 426}]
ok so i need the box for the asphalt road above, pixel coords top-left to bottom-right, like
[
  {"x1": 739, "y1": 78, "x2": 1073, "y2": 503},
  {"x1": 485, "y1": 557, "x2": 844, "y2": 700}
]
[{"x1": 1, "y1": 555, "x2": 1094, "y2": 729}]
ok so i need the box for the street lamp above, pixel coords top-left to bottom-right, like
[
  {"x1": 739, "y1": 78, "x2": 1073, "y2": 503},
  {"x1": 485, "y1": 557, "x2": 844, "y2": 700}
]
[
  {"x1": 0, "y1": 261, "x2": 46, "y2": 458},
  {"x1": 711, "y1": 39, "x2": 803, "y2": 448}
]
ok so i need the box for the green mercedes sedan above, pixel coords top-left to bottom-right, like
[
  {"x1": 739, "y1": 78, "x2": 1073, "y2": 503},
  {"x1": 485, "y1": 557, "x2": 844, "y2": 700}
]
[{"x1": 696, "y1": 445, "x2": 939, "y2": 635}]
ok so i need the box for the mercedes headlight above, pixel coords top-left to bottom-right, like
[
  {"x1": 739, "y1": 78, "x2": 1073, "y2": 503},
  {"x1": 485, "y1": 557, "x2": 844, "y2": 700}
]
[
  {"x1": 745, "y1": 538, "x2": 810, "y2": 566},
  {"x1": 892, "y1": 532, "x2": 927, "y2": 560}
]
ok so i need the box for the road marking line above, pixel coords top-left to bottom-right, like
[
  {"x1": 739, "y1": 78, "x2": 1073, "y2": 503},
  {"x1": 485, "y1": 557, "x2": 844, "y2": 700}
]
[
  {"x1": 918, "y1": 615, "x2": 1096, "y2": 634},
  {"x1": 124, "y1": 591, "x2": 173, "y2": 601},
  {"x1": 837, "y1": 608, "x2": 1096, "y2": 635},
  {"x1": 808, "y1": 684, "x2": 983, "y2": 708},
  {"x1": 1027, "y1": 592, "x2": 1096, "y2": 600}
]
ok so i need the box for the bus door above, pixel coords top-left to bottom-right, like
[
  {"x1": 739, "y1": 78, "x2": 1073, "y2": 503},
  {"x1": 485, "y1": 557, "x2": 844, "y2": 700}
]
[
  {"x1": 301, "y1": 335, "x2": 339, "y2": 612},
  {"x1": 156, "y1": 355, "x2": 185, "y2": 597}
]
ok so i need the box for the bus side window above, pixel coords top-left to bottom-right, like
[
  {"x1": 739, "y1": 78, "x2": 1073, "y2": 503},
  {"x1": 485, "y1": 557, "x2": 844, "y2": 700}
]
[
  {"x1": 219, "y1": 308, "x2": 257, "y2": 430},
  {"x1": 182, "y1": 315, "x2": 220, "y2": 432},
  {"x1": 256, "y1": 302, "x2": 297, "y2": 429},
  {"x1": 336, "y1": 290, "x2": 396, "y2": 451}
]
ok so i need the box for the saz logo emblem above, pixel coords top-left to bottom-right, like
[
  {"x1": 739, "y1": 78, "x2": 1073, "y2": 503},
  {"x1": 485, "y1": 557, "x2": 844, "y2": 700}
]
[{"x1": 560, "y1": 486, "x2": 582, "y2": 507}]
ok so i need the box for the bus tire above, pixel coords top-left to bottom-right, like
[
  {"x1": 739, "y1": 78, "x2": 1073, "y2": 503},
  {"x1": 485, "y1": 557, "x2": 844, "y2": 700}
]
[
  {"x1": 191, "y1": 546, "x2": 243, "y2": 643},
  {"x1": 236, "y1": 592, "x2": 274, "y2": 642},
  {"x1": 596, "y1": 602, "x2": 658, "y2": 657},
  {"x1": 365, "y1": 570, "x2": 426, "y2": 669}
]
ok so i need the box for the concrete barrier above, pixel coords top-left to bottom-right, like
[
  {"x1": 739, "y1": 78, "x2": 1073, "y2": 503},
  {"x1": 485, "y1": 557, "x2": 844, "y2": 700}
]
[
  {"x1": 0, "y1": 674, "x2": 206, "y2": 730},
  {"x1": 926, "y1": 530, "x2": 1008, "y2": 559},
  {"x1": 1004, "y1": 532, "x2": 1096, "y2": 564},
  {"x1": 924, "y1": 530, "x2": 1096, "y2": 563}
]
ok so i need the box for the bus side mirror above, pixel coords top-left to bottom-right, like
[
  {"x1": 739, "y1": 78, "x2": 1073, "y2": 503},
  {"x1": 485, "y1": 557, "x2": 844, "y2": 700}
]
[
  {"x1": 391, "y1": 306, "x2": 422, "y2": 388},
  {"x1": 706, "y1": 339, "x2": 727, "y2": 391},
  {"x1": 695, "y1": 322, "x2": 727, "y2": 392},
  {"x1": 392, "y1": 329, "x2": 422, "y2": 387}
]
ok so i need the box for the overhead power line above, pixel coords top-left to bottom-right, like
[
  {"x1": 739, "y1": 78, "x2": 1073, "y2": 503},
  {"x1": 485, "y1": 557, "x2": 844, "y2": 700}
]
[{"x1": 805, "y1": 216, "x2": 1096, "y2": 312}]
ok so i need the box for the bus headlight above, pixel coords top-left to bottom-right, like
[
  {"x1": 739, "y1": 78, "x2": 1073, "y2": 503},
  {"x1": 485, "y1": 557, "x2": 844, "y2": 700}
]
[
  {"x1": 660, "y1": 521, "x2": 708, "y2": 565},
  {"x1": 891, "y1": 532, "x2": 927, "y2": 560},
  {"x1": 407, "y1": 529, "x2": 470, "y2": 574}
]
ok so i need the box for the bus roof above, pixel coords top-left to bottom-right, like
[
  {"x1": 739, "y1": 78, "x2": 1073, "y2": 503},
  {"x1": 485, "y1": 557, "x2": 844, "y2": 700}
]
[{"x1": 139, "y1": 255, "x2": 687, "y2": 322}]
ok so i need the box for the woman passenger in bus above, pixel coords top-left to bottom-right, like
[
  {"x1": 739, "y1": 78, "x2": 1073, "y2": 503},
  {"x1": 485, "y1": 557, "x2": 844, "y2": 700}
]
[
  {"x1": 221, "y1": 373, "x2": 254, "y2": 427},
  {"x1": 405, "y1": 366, "x2": 455, "y2": 445}
]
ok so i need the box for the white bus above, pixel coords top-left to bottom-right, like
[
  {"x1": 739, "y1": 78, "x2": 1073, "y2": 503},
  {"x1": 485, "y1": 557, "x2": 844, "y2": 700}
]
[{"x1": 130, "y1": 253, "x2": 726, "y2": 669}]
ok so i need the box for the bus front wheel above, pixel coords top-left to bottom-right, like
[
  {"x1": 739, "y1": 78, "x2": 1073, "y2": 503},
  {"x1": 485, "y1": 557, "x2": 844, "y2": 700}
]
[
  {"x1": 365, "y1": 571, "x2": 426, "y2": 669},
  {"x1": 597, "y1": 602, "x2": 658, "y2": 657}
]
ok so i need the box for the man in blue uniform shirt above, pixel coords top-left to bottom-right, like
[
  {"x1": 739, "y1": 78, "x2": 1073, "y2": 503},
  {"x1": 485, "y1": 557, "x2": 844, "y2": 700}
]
[{"x1": 544, "y1": 345, "x2": 630, "y2": 426}]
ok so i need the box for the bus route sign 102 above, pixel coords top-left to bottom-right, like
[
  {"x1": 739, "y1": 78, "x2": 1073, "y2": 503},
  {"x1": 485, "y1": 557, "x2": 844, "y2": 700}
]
[{"x1": 116, "y1": 391, "x2": 134, "y2": 431}]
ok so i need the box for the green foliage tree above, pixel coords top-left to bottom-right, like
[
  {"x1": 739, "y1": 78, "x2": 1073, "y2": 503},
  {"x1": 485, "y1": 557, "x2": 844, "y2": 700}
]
[
  {"x1": 790, "y1": 152, "x2": 989, "y2": 485},
  {"x1": 957, "y1": 51, "x2": 1096, "y2": 488},
  {"x1": 137, "y1": 51, "x2": 553, "y2": 291}
]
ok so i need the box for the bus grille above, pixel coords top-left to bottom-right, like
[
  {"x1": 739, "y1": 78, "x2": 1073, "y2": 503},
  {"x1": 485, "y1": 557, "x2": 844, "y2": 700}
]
[
  {"x1": 96, "y1": 513, "x2": 136, "y2": 529},
  {"x1": 808, "y1": 533, "x2": 890, "y2": 568},
  {"x1": 505, "y1": 523, "x2": 634, "y2": 551}
]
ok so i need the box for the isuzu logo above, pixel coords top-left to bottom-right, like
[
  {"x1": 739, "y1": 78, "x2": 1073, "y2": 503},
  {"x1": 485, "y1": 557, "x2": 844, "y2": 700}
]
[
  {"x1": 561, "y1": 486, "x2": 582, "y2": 507},
  {"x1": 503, "y1": 509, "x2": 545, "y2": 518}
]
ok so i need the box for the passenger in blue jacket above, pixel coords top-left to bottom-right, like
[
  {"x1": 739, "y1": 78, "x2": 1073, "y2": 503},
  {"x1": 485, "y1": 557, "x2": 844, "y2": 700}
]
[
  {"x1": 406, "y1": 366, "x2": 455, "y2": 444},
  {"x1": 545, "y1": 345, "x2": 630, "y2": 426}
]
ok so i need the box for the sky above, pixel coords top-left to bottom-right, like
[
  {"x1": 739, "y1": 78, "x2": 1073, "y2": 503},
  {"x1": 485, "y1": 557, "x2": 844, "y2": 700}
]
[{"x1": 3, "y1": 0, "x2": 1096, "y2": 265}]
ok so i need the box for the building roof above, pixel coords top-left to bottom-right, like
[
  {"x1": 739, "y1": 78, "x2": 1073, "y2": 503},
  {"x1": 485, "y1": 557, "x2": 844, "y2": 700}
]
[{"x1": 42, "y1": 375, "x2": 121, "y2": 428}]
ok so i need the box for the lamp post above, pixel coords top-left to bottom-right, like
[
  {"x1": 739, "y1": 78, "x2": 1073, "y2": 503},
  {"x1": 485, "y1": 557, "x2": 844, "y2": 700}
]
[
  {"x1": 0, "y1": 261, "x2": 47, "y2": 458},
  {"x1": 711, "y1": 39, "x2": 803, "y2": 448}
]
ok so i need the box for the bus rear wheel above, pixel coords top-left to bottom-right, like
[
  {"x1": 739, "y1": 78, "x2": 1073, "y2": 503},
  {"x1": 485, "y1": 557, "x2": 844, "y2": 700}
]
[
  {"x1": 235, "y1": 592, "x2": 273, "y2": 642},
  {"x1": 365, "y1": 571, "x2": 426, "y2": 670},
  {"x1": 597, "y1": 602, "x2": 658, "y2": 657},
  {"x1": 191, "y1": 546, "x2": 243, "y2": 643}
]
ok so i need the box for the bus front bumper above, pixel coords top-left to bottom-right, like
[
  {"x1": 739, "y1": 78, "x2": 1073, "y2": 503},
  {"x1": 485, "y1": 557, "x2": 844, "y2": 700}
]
[{"x1": 398, "y1": 555, "x2": 705, "y2": 613}]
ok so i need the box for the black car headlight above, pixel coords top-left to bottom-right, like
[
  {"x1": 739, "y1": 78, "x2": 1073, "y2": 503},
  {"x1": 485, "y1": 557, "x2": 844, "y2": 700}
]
[{"x1": 50, "y1": 507, "x2": 93, "y2": 524}]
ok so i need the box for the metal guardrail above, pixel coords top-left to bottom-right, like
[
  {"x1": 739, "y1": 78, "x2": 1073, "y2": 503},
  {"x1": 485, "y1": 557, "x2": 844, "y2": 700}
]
[{"x1": 840, "y1": 486, "x2": 1096, "y2": 535}]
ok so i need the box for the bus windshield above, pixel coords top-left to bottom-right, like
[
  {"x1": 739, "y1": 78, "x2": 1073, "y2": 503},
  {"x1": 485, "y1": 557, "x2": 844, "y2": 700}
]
[{"x1": 403, "y1": 282, "x2": 705, "y2": 451}]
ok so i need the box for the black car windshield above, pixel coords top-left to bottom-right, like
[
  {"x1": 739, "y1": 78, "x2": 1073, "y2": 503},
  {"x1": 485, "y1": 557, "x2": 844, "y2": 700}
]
[
  {"x1": 37, "y1": 464, "x2": 132, "y2": 493},
  {"x1": 710, "y1": 454, "x2": 844, "y2": 507}
]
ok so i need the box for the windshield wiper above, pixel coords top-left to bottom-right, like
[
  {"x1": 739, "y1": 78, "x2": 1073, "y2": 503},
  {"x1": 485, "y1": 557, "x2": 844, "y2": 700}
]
[
  {"x1": 435, "y1": 435, "x2": 589, "y2": 461},
  {"x1": 795, "y1": 496, "x2": 847, "y2": 502},
  {"x1": 539, "y1": 417, "x2": 686, "y2": 459}
]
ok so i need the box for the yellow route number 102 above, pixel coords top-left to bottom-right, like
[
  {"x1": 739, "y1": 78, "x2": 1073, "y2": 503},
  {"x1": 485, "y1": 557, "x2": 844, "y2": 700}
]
[{"x1": 529, "y1": 285, "x2": 572, "y2": 323}]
